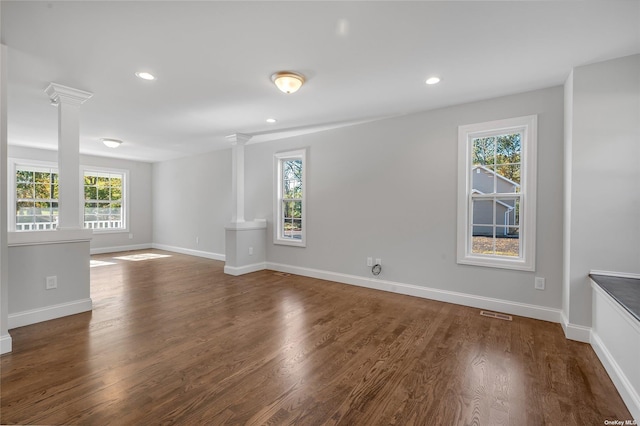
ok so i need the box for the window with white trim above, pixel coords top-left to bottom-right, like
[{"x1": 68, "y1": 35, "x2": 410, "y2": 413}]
[
  {"x1": 12, "y1": 162, "x2": 59, "y2": 231},
  {"x1": 83, "y1": 168, "x2": 127, "y2": 231},
  {"x1": 274, "y1": 149, "x2": 306, "y2": 246},
  {"x1": 457, "y1": 115, "x2": 537, "y2": 271},
  {"x1": 9, "y1": 161, "x2": 129, "y2": 233}
]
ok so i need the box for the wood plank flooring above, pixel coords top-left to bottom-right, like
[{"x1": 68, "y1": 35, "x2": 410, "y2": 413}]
[{"x1": 1, "y1": 250, "x2": 632, "y2": 425}]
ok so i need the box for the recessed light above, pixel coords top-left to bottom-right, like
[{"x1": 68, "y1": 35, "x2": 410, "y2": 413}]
[
  {"x1": 135, "y1": 72, "x2": 155, "y2": 81},
  {"x1": 426, "y1": 77, "x2": 440, "y2": 85},
  {"x1": 266, "y1": 118, "x2": 277, "y2": 124}
]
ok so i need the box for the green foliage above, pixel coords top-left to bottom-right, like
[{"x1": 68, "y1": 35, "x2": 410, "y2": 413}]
[{"x1": 473, "y1": 133, "x2": 521, "y2": 183}]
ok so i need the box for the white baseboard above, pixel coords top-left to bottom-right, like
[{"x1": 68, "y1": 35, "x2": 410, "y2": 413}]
[
  {"x1": 8, "y1": 298, "x2": 93, "y2": 330},
  {"x1": 591, "y1": 331, "x2": 640, "y2": 421},
  {"x1": 90, "y1": 243, "x2": 152, "y2": 255},
  {"x1": 224, "y1": 262, "x2": 267, "y2": 276},
  {"x1": 0, "y1": 333, "x2": 12, "y2": 355},
  {"x1": 266, "y1": 262, "x2": 563, "y2": 324},
  {"x1": 151, "y1": 243, "x2": 225, "y2": 261},
  {"x1": 560, "y1": 312, "x2": 591, "y2": 343}
]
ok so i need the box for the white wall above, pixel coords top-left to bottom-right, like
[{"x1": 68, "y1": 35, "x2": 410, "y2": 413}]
[
  {"x1": 7, "y1": 145, "x2": 153, "y2": 252},
  {"x1": 244, "y1": 86, "x2": 565, "y2": 312},
  {"x1": 152, "y1": 149, "x2": 231, "y2": 258},
  {"x1": 565, "y1": 54, "x2": 640, "y2": 328},
  {"x1": 1, "y1": 42, "x2": 12, "y2": 353}
]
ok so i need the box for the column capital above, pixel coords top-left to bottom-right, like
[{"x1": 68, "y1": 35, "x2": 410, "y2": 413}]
[
  {"x1": 45, "y1": 82, "x2": 93, "y2": 106},
  {"x1": 225, "y1": 133, "x2": 252, "y2": 146}
]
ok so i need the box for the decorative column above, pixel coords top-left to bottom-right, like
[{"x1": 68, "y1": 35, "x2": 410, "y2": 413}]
[
  {"x1": 226, "y1": 133, "x2": 251, "y2": 224},
  {"x1": 44, "y1": 83, "x2": 93, "y2": 230},
  {"x1": 224, "y1": 133, "x2": 267, "y2": 276}
]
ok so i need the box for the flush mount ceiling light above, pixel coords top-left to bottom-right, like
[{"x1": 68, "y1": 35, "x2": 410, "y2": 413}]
[
  {"x1": 266, "y1": 118, "x2": 277, "y2": 124},
  {"x1": 101, "y1": 138, "x2": 123, "y2": 148},
  {"x1": 135, "y1": 71, "x2": 156, "y2": 81},
  {"x1": 426, "y1": 77, "x2": 441, "y2": 85},
  {"x1": 271, "y1": 71, "x2": 305, "y2": 94}
]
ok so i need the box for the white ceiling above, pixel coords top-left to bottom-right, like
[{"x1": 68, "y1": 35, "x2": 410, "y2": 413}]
[{"x1": 2, "y1": 1, "x2": 639, "y2": 163}]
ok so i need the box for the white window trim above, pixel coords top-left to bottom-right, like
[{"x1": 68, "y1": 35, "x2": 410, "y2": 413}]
[
  {"x1": 8, "y1": 158, "x2": 59, "y2": 232},
  {"x1": 456, "y1": 115, "x2": 537, "y2": 271},
  {"x1": 81, "y1": 165, "x2": 130, "y2": 234},
  {"x1": 274, "y1": 148, "x2": 307, "y2": 247}
]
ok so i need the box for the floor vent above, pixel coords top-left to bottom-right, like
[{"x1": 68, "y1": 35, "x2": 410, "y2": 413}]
[
  {"x1": 480, "y1": 310, "x2": 513, "y2": 321},
  {"x1": 274, "y1": 272, "x2": 291, "y2": 277}
]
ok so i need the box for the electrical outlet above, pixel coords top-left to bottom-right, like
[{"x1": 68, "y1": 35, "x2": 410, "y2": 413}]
[
  {"x1": 46, "y1": 276, "x2": 57, "y2": 290},
  {"x1": 249, "y1": 247, "x2": 254, "y2": 255},
  {"x1": 128, "y1": 233, "x2": 134, "y2": 240},
  {"x1": 375, "y1": 258, "x2": 382, "y2": 265},
  {"x1": 535, "y1": 277, "x2": 545, "y2": 290},
  {"x1": 366, "y1": 257, "x2": 373, "y2": 267},
  {"x1": 196, "y1": 236, "x2": 199, "y2": 244}
]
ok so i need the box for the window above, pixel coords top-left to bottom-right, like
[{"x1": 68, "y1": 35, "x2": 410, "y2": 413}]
[
  {"x1": 457, "y1": 115, "x2": 537, "y2": 271},
  {"x1": 9, "y1": 161, "x2": 129, "y2": 233},
  {"x1": 83, "y1": 168, "x2": 127, "y2": 231},
  {"x1": 12, "y1": 162, "x2": 59, "y2": 231},
  {"x1": 274, "y1": 149, "x2": 306, "y2": 246}
]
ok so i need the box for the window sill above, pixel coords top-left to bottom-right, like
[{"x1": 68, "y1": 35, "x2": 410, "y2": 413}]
[
  {"x1": 274, "y1": 239, "x2": 306, "y2": 248},
  {"x1": 8, "y1": 229, "x2": 93, "y2": 247},
  {"x1": 90, "y1": 229, "x2": 129, "y2": 235},
  {"x1": 457, "y1": 255, "x2": 534, "y2": 272}
]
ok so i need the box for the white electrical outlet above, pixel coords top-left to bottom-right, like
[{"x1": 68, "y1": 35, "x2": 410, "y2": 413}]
[
  {"x1": 249, "y1": 247, "x2": 254, "y2": 255},
  {"x1": 196, "y1": 236, "x2": 200, "y2": 244},
  {"x1": 46, "y1": 276, "x2": 57, "y2": 290},
  {"x1": 375, "y1": 258, "x2": 382, "y2": 265},
  {"x1": 128, "y1": 233, "x2": 134, "y2": 240},
  {"x1": 535, "y1": 277, "x2": 545, "y2": 290},
  {"x1": 366, "y1": 257, "x2": 373, "y2": 267}
]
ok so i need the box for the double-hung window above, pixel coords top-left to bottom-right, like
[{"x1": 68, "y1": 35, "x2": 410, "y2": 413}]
[
  {"x1": 11, "y1": 162, "x2": 59, "y2": 231},
  {"x1": 457, "y1": 115, "x2": 537, "y2": 271},
  {"x1": 274, "y1": 149, "x2": 306, "y2": 246},
  {"x1": 83, "y1": 168, "x2": 127, "y2": 231},
  {"x1": 9, "y1": 161, "x2": 128, "y2": 232}
]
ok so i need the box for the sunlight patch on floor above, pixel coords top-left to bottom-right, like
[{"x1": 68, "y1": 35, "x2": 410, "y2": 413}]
[
  {"x1": 90, "y1": 260, "x2": 117, "y2": 268},
  {"x1": 112, "y1": 253, "x2": 172, "y2": 262}
]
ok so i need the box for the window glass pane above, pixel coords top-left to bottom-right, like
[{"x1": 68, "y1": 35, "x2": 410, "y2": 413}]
[
  {"x1": 471, "y1": 166, "x2": 496, "y2": 193},
  {"x1": 16, "y1": 183, "x2": 34, "y2": 199},
  {"x1": 17, "y1": 201, "x2": 35, "y2": 216},
  {"x1": 495, "y1": 163, "x2": 521, "y2": 189},
  {"x1": 110, "y1": 186, "x2": 122, "y2": 201},
  {"x1": 495, "y1": 197, "x2": 520, "y2": 227},
  {"x1": 283, "y1": 200, "x2": 302, "y2": 219},
  {"x1": 283, "y1": 179, "x2": 302, "y2": 199},
  {"x1": 16, "y1": 170, "x2": 33, "y2": 183},
  {"x1": 98, "y1": 187, "x2": 110, "y2": 200},
  {"x1": 35, "y1": 184, "x2": 50, "y2": 199},
  {"x1": 472, "y1": 199, "x2": 494, "y2": 225},
  {"x1": 472, "y1": 137, "x2": 495, "y2": 166},
  {"x1": 34, "y1": 172, "x2": 50, "y2": 184},
  {"x1": 85, "y1": 186, "x2": 97, "y2": 200},
  {"x1": 495, "y1": 133, "x2": 521, "y2": 166},
  {"x1": 472, "y1": 226, "x2": 495, "y2": 255},
  {"x1": 495, "y1": 227, "x2": 520, "y2": 257},
  {"x1": 16, "y1": 215, "x2": 34, "y2": 224}
]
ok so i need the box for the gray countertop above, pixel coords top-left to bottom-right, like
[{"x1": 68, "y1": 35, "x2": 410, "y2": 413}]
[{"x1": 590, "y1": 274, "x2": 640, "y2": 322}]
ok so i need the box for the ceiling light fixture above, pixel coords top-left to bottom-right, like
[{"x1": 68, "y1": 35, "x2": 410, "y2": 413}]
[
  {"x1": 135, "y1": 71, "x2": 156, "y2": 81},
  {"x1": 426, "y1": 77, "x2": 441, "y2": 85},
  {"x1": 271, "y1": 71, "x2": 305, "y2": 94},
  {"x1": 266, "y1": 118, "x2": 277, "y2": 124},
  {"x1": 101, "y1": 138, "x2": 123, "y2": 148}
]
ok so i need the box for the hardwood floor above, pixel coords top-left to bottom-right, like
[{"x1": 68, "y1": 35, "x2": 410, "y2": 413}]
[{"x1": 1, "y1": 250, "x2": 632, "y2": 425}]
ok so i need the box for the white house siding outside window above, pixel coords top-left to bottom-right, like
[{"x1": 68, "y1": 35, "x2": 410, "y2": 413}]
[
  {"x1": 457, "y1": 115, "x2": 537, "y2": 271},
  {"x1": 274, "y1": 149, "x2": 306, "y2": 247}
]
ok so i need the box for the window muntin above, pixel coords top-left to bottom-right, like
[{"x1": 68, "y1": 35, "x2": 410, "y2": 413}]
[
  {"x1": 274, "y1": 149, "x2": 306, "y2": 246},
  {"x1": 14, "y1": 164, "x2": 59, "y2": 231},
  {"x1": 457, "y1": 115, "x2": 537, "y2": 271},
  {"x1": 83, "y1": 170, "x2": 126, "y2": 231}
]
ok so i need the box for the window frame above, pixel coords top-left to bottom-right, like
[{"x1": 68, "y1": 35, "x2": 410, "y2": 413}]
[
  {"x1": 274, "y1": 148, "x2": 307, "y2": 247},
  {"x1": 81, "y1": 166, "x2": 129, "y2": 234},
  {"x1": 457, "y1": 115, "x2": 537, "y2": 271},
  {"x1": 9, "y1": 158, "x2": 60, "y2": 232}
]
